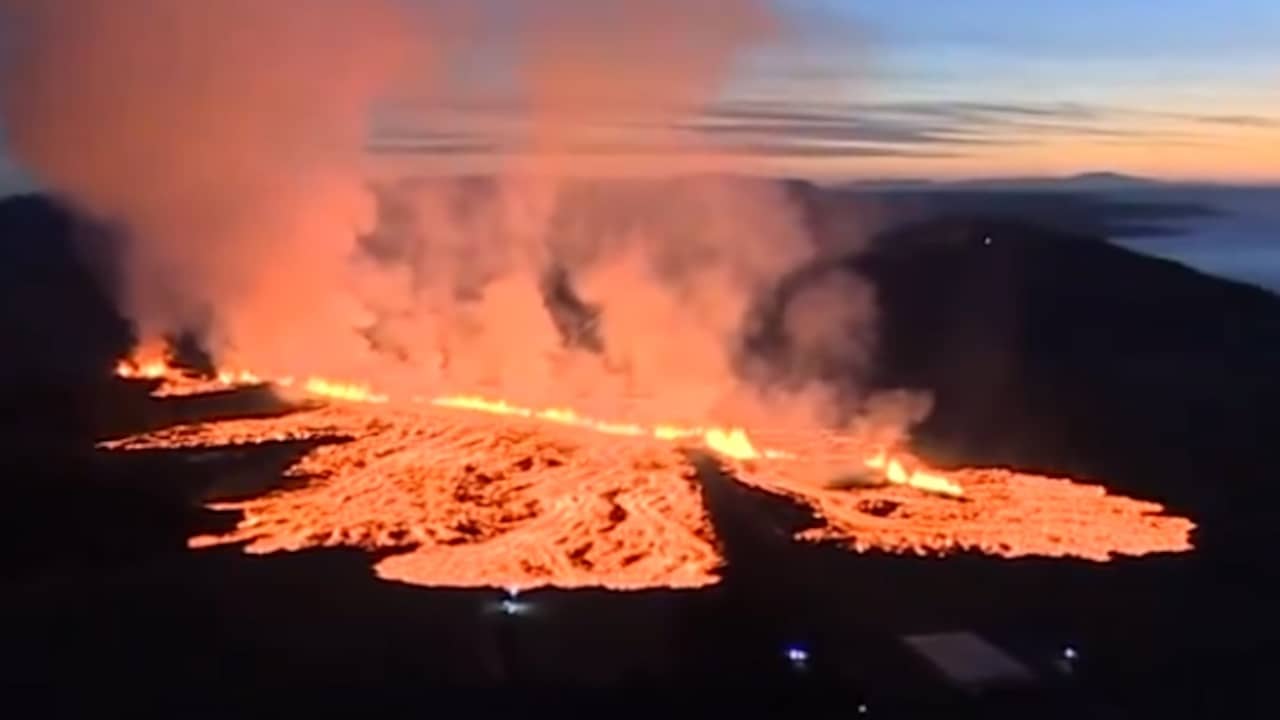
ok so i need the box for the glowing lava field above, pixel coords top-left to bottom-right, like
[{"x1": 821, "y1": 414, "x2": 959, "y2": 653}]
[{"x1": 102, "y1": 356, "x2": 1195, "y2": 591}]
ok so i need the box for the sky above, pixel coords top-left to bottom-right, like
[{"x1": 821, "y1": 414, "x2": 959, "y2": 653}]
[
  {"x1": 365, "y1": 0, "x2": 1280, "y2": 182},
  {"x1": 723, "y1": 0, "x2": 1280, "y2": 180},
  {"x1": 2, "y1": 0, "x2": 1278, "y2": 190}
]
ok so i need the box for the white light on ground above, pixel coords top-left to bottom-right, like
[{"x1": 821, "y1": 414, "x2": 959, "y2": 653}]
[
  {"x1": 1062, "y1": 646, "x2": 1079, "y2": 661},
  {"x1": 785, "y1": 647, "x2": 810, "y2": 664}
]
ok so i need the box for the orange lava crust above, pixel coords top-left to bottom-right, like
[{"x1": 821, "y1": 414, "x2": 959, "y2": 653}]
[{"x1": 102, "y1": 390, "x2": 1195, "y2": 589}]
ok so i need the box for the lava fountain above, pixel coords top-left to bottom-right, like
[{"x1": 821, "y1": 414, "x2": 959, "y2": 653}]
[{"x1": 100, "y1": 348, "x2": 1195, "y2": 590}]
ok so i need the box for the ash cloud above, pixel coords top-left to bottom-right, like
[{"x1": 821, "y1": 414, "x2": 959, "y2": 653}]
[{"x1": 0, "y1": 0, "x2": 932, "y2": 437}]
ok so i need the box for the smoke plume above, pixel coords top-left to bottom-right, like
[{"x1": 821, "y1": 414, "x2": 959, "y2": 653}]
[{"x1": 1, "y1": 0, "x2": 929, "y2": 434}]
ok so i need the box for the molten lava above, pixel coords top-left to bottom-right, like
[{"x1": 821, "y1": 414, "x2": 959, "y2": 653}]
[
  {"x1": 102, "y1": 347, "x2": 1196, "y2": 589},
  {"x1": 865, "y1": 449, "x2": 965, "y2": 498},
  {"x1": 113, "y1": 337, "x2": 172, "y2": 380},
  {"x1": 303, "y1": 378, "x2": 388, "y2": 404}
]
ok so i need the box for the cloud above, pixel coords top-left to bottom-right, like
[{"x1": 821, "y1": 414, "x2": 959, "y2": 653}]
[
  {"x1": 370, "y1": 96, "x2": 1255, "y2": 167},
  {"x1": 1177, "y1": 113, "x2": 1280, "y2": 129},
  {"x1": 868, "y1": 100, "x2": 1103, "y2": 122},
  {"x1": 705, "y1": 100, "x2": 1205, "y2": 149},
  {"x1": 369, "y1": 138, "x2": 958, "y2": 160}
]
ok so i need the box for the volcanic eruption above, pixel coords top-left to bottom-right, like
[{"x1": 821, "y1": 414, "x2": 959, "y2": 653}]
[{"x1": 4, "y1": 0, "x2": 1193, "y2": 590}]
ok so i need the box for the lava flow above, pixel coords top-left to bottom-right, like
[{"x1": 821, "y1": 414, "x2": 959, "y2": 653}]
[{"x1": 102, "y1": 350, "x2": 1196, "y2": 590}]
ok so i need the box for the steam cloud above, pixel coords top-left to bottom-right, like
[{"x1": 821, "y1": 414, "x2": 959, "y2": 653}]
[{"x1": 1, "y1": 0, "x2": 927, "y2": 432}]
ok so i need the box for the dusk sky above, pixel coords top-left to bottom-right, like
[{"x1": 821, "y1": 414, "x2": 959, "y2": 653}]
[
  {"x1": 3, "y1": 1, "x2": 1278, "y2": 188},
  {"x1": 730, "y1": 0, "x2": 1280, "y2": 180},
  {"x1": 362, "y1": 0, "x2": 1280, "y2": 182}
]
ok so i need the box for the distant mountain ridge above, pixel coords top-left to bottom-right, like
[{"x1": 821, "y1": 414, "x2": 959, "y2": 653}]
[{"x1": 843, "y1": 172, "x2": 1165, "y2": 192}]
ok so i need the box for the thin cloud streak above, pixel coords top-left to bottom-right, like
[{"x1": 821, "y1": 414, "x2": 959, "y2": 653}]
[{"x1": 369, "y1": 97, "x2": 1268, "y2": 168}]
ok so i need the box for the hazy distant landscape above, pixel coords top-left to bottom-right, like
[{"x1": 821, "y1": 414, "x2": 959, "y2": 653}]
[
  {"x1": 1106, "y1": 187, "x2": 1280, "y2": 293},
  {"x1": 841, "y1": 174, "x2": 1280, "y2": 294}
]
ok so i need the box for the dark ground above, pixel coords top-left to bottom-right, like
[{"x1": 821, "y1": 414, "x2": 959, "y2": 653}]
[{"x1": 0, "y1": 193, "x2": 1277, "y2": 716}]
